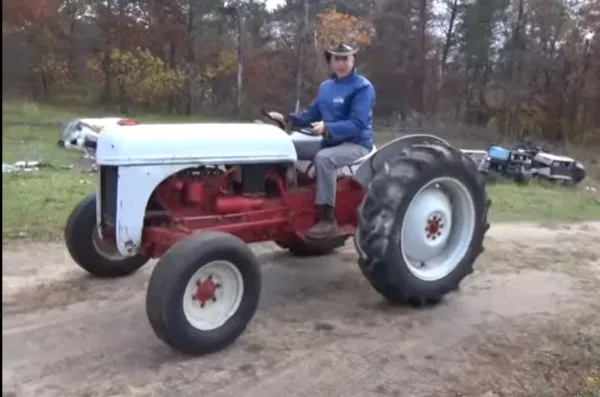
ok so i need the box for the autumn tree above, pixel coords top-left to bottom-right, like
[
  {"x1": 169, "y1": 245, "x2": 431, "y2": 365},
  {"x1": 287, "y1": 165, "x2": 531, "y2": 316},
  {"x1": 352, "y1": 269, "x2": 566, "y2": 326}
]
[
  {"x1": 3, "y1": 0, "x2": 63, "y2": 98},
  {"x1": 2, "y1": 0, "x2": 599, "y2": 144},
  {"x1": 314, "y1": 9, "x2": 373, "y2": 77},
  {"x1": 107, "y1": 48, "x2": 185, "y2": 109}
]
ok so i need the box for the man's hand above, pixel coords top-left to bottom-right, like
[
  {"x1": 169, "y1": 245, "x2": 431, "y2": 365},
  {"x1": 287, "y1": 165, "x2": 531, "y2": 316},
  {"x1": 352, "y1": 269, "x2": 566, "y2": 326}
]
[{"x1": 311, "y1": 121, "x2": 326, "y2": 135}]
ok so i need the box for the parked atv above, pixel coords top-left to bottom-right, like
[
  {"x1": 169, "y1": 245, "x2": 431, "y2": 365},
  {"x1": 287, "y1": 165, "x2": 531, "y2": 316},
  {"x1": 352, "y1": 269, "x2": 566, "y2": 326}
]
[
  {"x1": 485, "y1": 145, "x2": 533, "y2": 185},
  {"x1": 513, "y1": 139, "x2": 586, "y2": 185},
  {"x1": 64, "y1": 110, "x2": 491, "y2": 356}
]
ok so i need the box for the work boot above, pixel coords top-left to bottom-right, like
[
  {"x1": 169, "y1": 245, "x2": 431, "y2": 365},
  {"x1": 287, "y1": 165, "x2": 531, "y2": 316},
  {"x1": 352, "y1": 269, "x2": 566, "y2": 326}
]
[{"x1": 307, "y1": 205, "x2": 338, "y2": 239}]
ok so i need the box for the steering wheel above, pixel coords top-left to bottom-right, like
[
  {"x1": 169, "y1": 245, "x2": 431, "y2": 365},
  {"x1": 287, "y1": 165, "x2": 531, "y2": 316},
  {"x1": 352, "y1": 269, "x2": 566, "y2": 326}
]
[
  {"x1": 261, "y1": 108, "x2": 320, "y2": 137},
  {"x1": 261, "y1": 109, "x2": 286, "y2": 130}
]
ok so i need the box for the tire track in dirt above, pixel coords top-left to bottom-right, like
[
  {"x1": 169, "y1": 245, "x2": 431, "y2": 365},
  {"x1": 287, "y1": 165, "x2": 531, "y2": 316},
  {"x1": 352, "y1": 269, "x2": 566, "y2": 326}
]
[
  {"x1": 1, "y1": 243, "x2": 298, "y2": 315},
  {"x1": 2, "y1": 222, "x2": 600, "y2": 397},
  {"x1": 197, "y1": 271, "x2": 592, "y2": 397}
]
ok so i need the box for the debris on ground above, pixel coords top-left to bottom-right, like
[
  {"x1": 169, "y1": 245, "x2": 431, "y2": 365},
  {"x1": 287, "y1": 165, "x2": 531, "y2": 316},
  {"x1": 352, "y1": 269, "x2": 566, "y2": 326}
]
[
  {"x1": 2, "y1": 158, "x2": 96, "y2": 174},
  {"x1": 2, "y1": 161, "x2": 47, "y2": 173}
]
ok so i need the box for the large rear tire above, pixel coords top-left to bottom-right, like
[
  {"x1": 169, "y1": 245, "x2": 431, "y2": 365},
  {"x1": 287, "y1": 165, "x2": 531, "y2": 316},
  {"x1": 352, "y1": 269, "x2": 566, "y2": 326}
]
[
  {"x1": 355, "y1": 144, "x2": 490, "y2": 306},
  {"x1": 64, "y1": 193, "x2": 149, "y2": 278},
  {"x1": 146, "y1": 231, "x2": 261, "y2": 355}
]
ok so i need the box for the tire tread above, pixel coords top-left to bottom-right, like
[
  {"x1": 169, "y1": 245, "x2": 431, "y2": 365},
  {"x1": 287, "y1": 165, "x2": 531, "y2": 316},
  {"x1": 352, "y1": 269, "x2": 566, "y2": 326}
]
[
  {"x1": 356, "y1": 144, "x2": 490, "y2": 306},
  {"x1": 64, "y1": 193, "x2": 148, "y2": 278}
]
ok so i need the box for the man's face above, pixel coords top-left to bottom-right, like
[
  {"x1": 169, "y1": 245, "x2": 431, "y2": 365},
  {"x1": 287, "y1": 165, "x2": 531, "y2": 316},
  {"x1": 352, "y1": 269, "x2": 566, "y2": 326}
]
[{"x1": 331, "y1": 55, "x2": 354, "y2": 78}]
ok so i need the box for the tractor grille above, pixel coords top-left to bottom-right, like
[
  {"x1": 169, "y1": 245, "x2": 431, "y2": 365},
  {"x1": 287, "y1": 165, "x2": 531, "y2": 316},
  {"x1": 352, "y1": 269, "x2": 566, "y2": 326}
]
[{"x1": 99, "y1": 166, "x2": 118, "y2": 227}]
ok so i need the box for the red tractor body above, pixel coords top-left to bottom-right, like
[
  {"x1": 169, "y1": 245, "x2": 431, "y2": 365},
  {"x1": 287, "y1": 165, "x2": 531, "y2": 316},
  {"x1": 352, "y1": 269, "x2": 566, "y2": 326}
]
[{"x1": 139, "y1": 168, "x2": 364, "y2": 257}]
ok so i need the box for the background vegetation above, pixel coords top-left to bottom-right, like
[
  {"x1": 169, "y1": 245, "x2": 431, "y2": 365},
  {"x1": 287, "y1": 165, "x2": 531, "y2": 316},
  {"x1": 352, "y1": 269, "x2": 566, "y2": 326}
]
[
  {"x1": 3, "y1": 102, "x2": 600, "y2": 242},
  {"x1": 3, "y1": 0, "x2": 600, "y2": 144}
]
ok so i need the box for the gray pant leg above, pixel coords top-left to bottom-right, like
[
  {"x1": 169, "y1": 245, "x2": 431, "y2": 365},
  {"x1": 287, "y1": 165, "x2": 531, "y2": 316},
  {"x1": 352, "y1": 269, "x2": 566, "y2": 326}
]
[{"x1": 314, "y1": 142, "x2": 370, "y2": 206}]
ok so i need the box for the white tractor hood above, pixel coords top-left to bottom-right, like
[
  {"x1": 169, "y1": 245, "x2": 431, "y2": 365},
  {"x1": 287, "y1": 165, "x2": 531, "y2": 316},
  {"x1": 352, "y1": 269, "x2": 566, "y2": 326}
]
[{"x1": 96, "y1": 123, "x2": 298, "y2": 166}]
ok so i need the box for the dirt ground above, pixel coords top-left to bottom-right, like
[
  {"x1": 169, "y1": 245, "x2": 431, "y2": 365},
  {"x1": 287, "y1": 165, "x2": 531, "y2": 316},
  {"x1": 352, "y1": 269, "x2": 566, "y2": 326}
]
[{"x1": 2, "y1": 222, "x2": 600, "y2": 397}]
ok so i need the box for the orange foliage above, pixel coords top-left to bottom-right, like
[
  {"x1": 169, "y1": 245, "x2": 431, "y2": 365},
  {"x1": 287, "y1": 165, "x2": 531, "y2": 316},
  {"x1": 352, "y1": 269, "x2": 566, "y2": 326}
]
[
  {"x1": 3, "y1": 0, "x2": 58, "y2": 26},
  {"x1": 314, "y1": 10, "x2": 374, "y2": 50}
]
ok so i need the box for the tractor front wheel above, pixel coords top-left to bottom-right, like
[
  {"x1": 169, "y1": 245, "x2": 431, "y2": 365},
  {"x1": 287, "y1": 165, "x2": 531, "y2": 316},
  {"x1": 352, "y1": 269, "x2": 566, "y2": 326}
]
[
  {"x1": 356, "y1": 144, "x2": 490, "y2": 306},
  {"x1": 146, "y1": 231, "x2": 261, "y2": 355},
  {"x1": 65, "y1": 193, "x2": 149, "y2": 278}
]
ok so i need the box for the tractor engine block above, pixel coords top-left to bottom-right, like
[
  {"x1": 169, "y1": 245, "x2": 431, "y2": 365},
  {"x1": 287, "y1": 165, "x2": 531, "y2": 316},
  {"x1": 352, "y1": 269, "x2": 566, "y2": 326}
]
[
  {"x1": 150, "y1": 166, "x2": 226, "y2": 214},
  {"x1": 149, "y1": 165, "x2": 289, "y2": 218},
  {"x1": 138, "y1": 164, "x2": 364, "y2": 258}
]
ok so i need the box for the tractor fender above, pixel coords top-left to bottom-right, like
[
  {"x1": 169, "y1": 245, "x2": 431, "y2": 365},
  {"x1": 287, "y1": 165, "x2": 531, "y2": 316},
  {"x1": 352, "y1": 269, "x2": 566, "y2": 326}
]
[
  {"x1": 354, "y1": 134, "x2": 454, "y2": 187},
  {"x1": 102, "y1": 163, "x2": 198, "y2": 256}
]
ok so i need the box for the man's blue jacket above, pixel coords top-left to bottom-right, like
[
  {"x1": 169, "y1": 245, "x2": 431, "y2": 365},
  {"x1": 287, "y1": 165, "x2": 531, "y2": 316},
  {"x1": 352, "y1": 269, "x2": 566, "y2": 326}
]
[{"x1": 287, "y1": 68, "x2": 375, "y2": 151}]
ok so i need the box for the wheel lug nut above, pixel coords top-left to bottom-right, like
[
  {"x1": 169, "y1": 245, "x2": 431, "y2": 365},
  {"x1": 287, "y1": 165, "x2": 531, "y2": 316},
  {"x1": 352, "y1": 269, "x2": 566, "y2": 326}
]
[
  {"x1": 215, "y1": 283, "x2": 221, "y2": 288},
  {"x1": 192, "y1": 295, "x2": 196, "y2": 300},
  {"x1": 212, "y1": 297, "x2": 217, "y2": 302}
]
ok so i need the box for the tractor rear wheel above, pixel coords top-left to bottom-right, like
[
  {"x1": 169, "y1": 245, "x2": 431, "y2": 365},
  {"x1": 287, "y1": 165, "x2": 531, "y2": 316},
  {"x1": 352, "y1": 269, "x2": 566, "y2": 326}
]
[
  {"x1": 355, "y1": 144, "x2": 490, "y2": 306},
  {"x1": 64, "y1": 193, "x2": 149, "y2": 278},
  {"x1": 146, "y1": 231, "x2": 261, "y2": 355}
]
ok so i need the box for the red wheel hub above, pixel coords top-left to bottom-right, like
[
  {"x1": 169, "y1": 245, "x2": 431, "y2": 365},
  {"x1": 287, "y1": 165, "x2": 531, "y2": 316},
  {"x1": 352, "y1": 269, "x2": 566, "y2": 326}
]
[
  {"x1": 195, "y1": 276, "x2": 220, "y2": 305},
  {"x1": 425, "y1": 215, "x2": 444, "y2": 240}
]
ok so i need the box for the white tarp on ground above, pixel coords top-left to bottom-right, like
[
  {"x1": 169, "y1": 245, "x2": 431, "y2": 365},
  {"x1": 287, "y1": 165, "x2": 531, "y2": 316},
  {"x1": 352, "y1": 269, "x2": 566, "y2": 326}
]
[{"x1": 2, "y1": 161, "x2": 45, "y2": 173}]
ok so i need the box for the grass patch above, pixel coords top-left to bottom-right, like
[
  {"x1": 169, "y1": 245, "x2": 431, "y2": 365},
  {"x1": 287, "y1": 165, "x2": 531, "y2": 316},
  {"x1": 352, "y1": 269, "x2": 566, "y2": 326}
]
[
  {"x1": 488, "y1": 182, "x2": 600, "y2": 222},
  {"x1": 2, "y1": 171, "x2": 94, "y2": 240},
  {"x1": 2, "y1": 103, "x2": 98, "y2": 241},
  {"x1": 1, "y1": 102, "x2": 216, "y2": 242},
  {"x1": 3, "y1": 102, "x2": 600, "y2": 242}
]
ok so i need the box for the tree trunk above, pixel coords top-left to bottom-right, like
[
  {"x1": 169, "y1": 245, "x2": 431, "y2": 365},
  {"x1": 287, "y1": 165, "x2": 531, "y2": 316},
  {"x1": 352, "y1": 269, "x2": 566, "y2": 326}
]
[
  {"x1": 293, "y1": 0, "x2": 309, "y2": 112},
  {"x1": 235, "y1": 7, "x2": 244, "y2": 116}
]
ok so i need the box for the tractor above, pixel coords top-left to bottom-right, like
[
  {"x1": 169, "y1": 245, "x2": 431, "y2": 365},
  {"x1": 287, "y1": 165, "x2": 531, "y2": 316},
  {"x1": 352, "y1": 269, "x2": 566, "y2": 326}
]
[{"x1": 63, "y1": 111, "x2": 491, "y2": 356}]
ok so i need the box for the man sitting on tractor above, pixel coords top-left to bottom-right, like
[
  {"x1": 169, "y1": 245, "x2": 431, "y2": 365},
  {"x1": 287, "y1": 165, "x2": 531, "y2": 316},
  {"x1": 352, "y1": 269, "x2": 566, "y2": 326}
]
[{"x1": 286, "y1": 43, "x2": 376, "y2": 240}]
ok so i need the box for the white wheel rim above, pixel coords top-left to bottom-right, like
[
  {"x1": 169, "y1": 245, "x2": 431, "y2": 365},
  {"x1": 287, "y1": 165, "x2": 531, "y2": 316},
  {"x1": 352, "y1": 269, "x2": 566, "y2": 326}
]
[
  {"x1": 182, "y1": 260, "x2": 244, "y2": 331},
  {"x1": 92, "y1": 228, "x2": 126, "y2": 261},
  {"x1": 399, "y1": 177, "x2": 476, "y2": 282}
]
